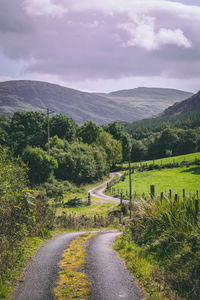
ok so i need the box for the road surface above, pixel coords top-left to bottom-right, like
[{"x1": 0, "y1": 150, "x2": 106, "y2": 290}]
[
  {"x1": 11, "y1": 232, "x2": 87, "y2": 300},
  {"x1": 11, "y1": 232, "x2": 143, "y2": 300},
  {"x1": 88, "y1": 172, "x2": 124, "y2": 202},
  {"x1": 85, "y1": 232, "x2": 143, "y2": 300}
]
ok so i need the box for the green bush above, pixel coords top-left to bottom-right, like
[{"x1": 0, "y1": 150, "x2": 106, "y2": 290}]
[{"x1": 23, "y1": 146, "x2": 57, "y2": 184}]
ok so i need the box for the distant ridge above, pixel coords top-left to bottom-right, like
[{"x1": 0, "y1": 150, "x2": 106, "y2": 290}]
[
  {"x1": 108, "y1": 87, "x2": 192, "y2": 100},
  {"x1": 0, "y1": 80, "x2": 193, "y2": 124}
]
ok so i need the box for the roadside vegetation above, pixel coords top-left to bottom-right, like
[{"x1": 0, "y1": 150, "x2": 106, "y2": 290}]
[
  {"x1": 114, "y1": 191, "x2": 200, "y2": 300},
  {"x1": 110, "y1": 152, "x2": 200, "y2": 299}
]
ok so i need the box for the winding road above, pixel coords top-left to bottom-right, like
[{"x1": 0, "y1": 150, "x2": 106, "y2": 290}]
[
  {"x1": 11, "y1": 232, "x2": 143, "y2": 300},
  {"x1": 88, "y1": 172, "x2": 123, "y2": 202},
  {"x1": 11, "y1": 232, "x2": 87, "y2": 300},
  {"x1": 85, "y1": 232, "x2": 143, "y2": 300},
  {"x1": 11, "y1": 175, "x2": 143, "y2": 300}
]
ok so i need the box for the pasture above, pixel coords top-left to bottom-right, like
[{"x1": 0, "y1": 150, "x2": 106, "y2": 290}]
[
  {"x1": 122, "y1": 152, "x2": 200, "y2": 168},
  {"x1": 109, "y1": 164, "x2": 200, "y2": 199}
]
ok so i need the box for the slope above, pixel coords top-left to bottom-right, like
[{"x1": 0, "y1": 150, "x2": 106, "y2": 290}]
[{"x1": 0, "y1": 80, "x2": 192, "y2": 124}]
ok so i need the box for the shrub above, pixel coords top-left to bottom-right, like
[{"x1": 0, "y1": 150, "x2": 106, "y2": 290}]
[{"x1": 23, "y1": 146, "x2": 57, "y2": 184}]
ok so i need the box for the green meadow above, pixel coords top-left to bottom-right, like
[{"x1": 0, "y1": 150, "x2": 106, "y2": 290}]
[
  {"x1": 121, "y1": 152, "x2": 200, "y2": 168},
  {"x1": 109, "y1": 164, "x2": 200, "y2": 198}
]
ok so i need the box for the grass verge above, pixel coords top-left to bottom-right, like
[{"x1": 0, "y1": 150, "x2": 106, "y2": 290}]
[
  {"x1": 54, "y1": 232, "x2": 97, "y2": 299},
  {"x1": 0, "y1": 236, "x2": 45, "y2": 300},
  {"x1": 113, "y1": 234, "x2": 180, "y2": 300}
]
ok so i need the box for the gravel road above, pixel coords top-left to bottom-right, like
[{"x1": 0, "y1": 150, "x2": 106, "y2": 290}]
[
  {"x1": 85, "y1": 232, "x2": 143, "y2": 300},
  {"x1": 10, "y1": 232, "x2": 86, "y2": 300}
]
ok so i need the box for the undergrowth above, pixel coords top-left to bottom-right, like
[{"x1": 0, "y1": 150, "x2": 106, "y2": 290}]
[{"x1": 114, "y1": 194, "x2": 200, "y2": 300}]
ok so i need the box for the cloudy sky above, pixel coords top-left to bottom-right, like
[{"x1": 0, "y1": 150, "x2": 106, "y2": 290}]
[{"x1": 0, "y1": 0, "x2": 200, "y2": 92}]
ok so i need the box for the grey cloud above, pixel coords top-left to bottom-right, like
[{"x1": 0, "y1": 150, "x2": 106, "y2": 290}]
[
  {"x1": 0, "y1": 0, "x2": 199, "y2": 84},
  {"x1": 0, "y1": 0, "x2": 32, "y2": 33}
]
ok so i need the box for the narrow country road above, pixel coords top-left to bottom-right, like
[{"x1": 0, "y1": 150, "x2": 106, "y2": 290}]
[
  {"x1": 11, "y1": 232, "x2": 87, "y2": 300},
  {"x1": 11, "y1": 176, "x2": 142, "y2": 300},
  {"x1": 88, "y1": 172, "x2": 123, "y2": 202},
  {"x1": 85, "y1": 232, "x2": 143, "y2": 300},
  {"x1": 11, "y1": 232, "x2": 143, "y2": 300}
]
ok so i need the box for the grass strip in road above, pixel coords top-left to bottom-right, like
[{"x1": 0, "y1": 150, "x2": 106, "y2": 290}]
[{"x1": 54, "y1": 232, "x2": 97, "y2": 300}]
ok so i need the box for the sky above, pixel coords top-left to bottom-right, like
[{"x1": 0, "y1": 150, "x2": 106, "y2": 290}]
[{"x1": 0, "y1": 0, "x2": 200, "y2": 93}]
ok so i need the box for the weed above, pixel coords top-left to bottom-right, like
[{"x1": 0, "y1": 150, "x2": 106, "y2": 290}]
[{"x1": 54, "y1": 232, "x2": 97, "y2": 299}]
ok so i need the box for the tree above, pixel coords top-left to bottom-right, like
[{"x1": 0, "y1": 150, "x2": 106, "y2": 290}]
[
  {"x1": 156, "y1": 128, "x2": 179, "y2": 157},
  {"x1": 0, "y1": 147, "x2": 34, "y2": 278},
  {"x1": 0, "y1": 116, "x2": 10, "y2": 146},
  {"x1": 50, "y1": 114, "x2": 77, "y2": 142},
  {"x1": 99, "y1": 131, "x2": 122, "y2": 167},
  {"x1": 78, "y1": 121, "x2": 102, "y2": 145},
  {"x1": 23, "y1": 146, "x2": 57, "y2": 184},
  {"x1": 177, "y1": 129, "x2": 197, "y2": 154},
  {"x1": 131, "y1": 139, "x2": 147, "y2": 162},
  {"x1": 10, "y1": 111, "x2": 47, "y2": 154},
  {"x1": 105, "y1": 122, "x2": 132, "y2": 161},
  {"x1": 92, "y1": 145, "x2": 109, "y2": 179}
]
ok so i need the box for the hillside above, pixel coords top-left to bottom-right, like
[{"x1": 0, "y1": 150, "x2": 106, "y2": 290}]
[
  {"x1": 161, "y1": 90, "x2": 200, "y2": 117},
  {"x1": 0, "y1": 80, "x2": 193, "y2": 124},
  {"x1": 108, "y1": 86, "x2": 191, "y2": 100},
  {"x1": 123, "y1": 90, "x2": 200, "y2": 134}
]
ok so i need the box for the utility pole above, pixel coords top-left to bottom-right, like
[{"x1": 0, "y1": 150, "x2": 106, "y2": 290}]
[
  {"x1": 47, "y1": 108, "x2": 50, "y2": 156},
  {"x1": 129, "y1": 155, "x2": 132, "y2": 219},
  {"x1": 46, "y1": 107, "x2": 54, "y2": 156}
]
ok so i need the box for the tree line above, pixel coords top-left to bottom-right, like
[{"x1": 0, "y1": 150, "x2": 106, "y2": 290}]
[
  {"x1": 1, "y1": 110, "x2": 200, "y2": 184},
  {"x1": 123, "y1": 109, "x2": 200, "y2": 161},
  {"x1": 0, "y1": 112, "x2": 131, "y2": 185}
]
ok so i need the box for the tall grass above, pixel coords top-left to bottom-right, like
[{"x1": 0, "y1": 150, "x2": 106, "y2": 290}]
[{"x1": 123, "y1": 194, "x2": 200, "y2": 299}]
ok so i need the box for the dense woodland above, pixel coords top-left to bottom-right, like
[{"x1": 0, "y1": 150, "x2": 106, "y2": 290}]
[
  {"x1": 123, "y1": 109, "x2": 200, "y2": 161},
  {"x1": 0, "y1": 110, "x2": 200, "y2": 186},
  {"x1": 0, "y1": 112, "x2": 131, "y2": 185}
]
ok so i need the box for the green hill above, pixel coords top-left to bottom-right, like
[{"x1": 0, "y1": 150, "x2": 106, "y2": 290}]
[{"x1": 124, "y1": 90, "x2": 200, "y2": 134}]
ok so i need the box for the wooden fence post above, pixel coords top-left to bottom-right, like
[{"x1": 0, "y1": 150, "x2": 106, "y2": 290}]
[
  {"x1": 175, "y1": 194, "x2": 178, "y2": 202},
  {"x1": 169, "y1": 189, "x2": 172, "y2": 199},
  {"x1": 120, "y1": 193, "x2": 123, "y2": 205},
  {"x1": 160, "y1": 192, "x2": 163, "y2": 202},
  {"x1": 88, "y1": 193, "x2": 91, "y2": 206},
  {"x1": 195, "y1": 199, "x2": 199, "y2": 216},
  {"x1": 150, "y1": 185, "x2": 155, "y2": 198},
  {"x1": 183, "y1": 189, "x2": 185, "y2": 199},
  {"x1": 119, "y1": 211, "x2": 123, "y2": 224}
]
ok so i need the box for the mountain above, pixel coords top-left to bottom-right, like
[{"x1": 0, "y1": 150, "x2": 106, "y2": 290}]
[
  {"x1": 0, "y1": 80, "x2": 193, "y2": 124},
  {"x1": 160, "y1": 90, "x2": 200, "y2": 117},
  {"x1": 123, "y1": 90, "x2": 200, "y2": 134},
  {"x1": 108, "y1": 87, "x2": 191, "y2": 100}
]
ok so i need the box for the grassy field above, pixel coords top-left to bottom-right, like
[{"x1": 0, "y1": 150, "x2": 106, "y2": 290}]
[
  {"x1": 108, "y1": 165, "x2": 200, "y2": 198},
  {"x1": 55, "y1": 201, "x2": 118, "y2": 217},
  {"x1": 122, "y1": 152, "x2": 200, "y2": 168},
  {"x1": 49, "y1": 175, "x2": 119, "y2": 217}
]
